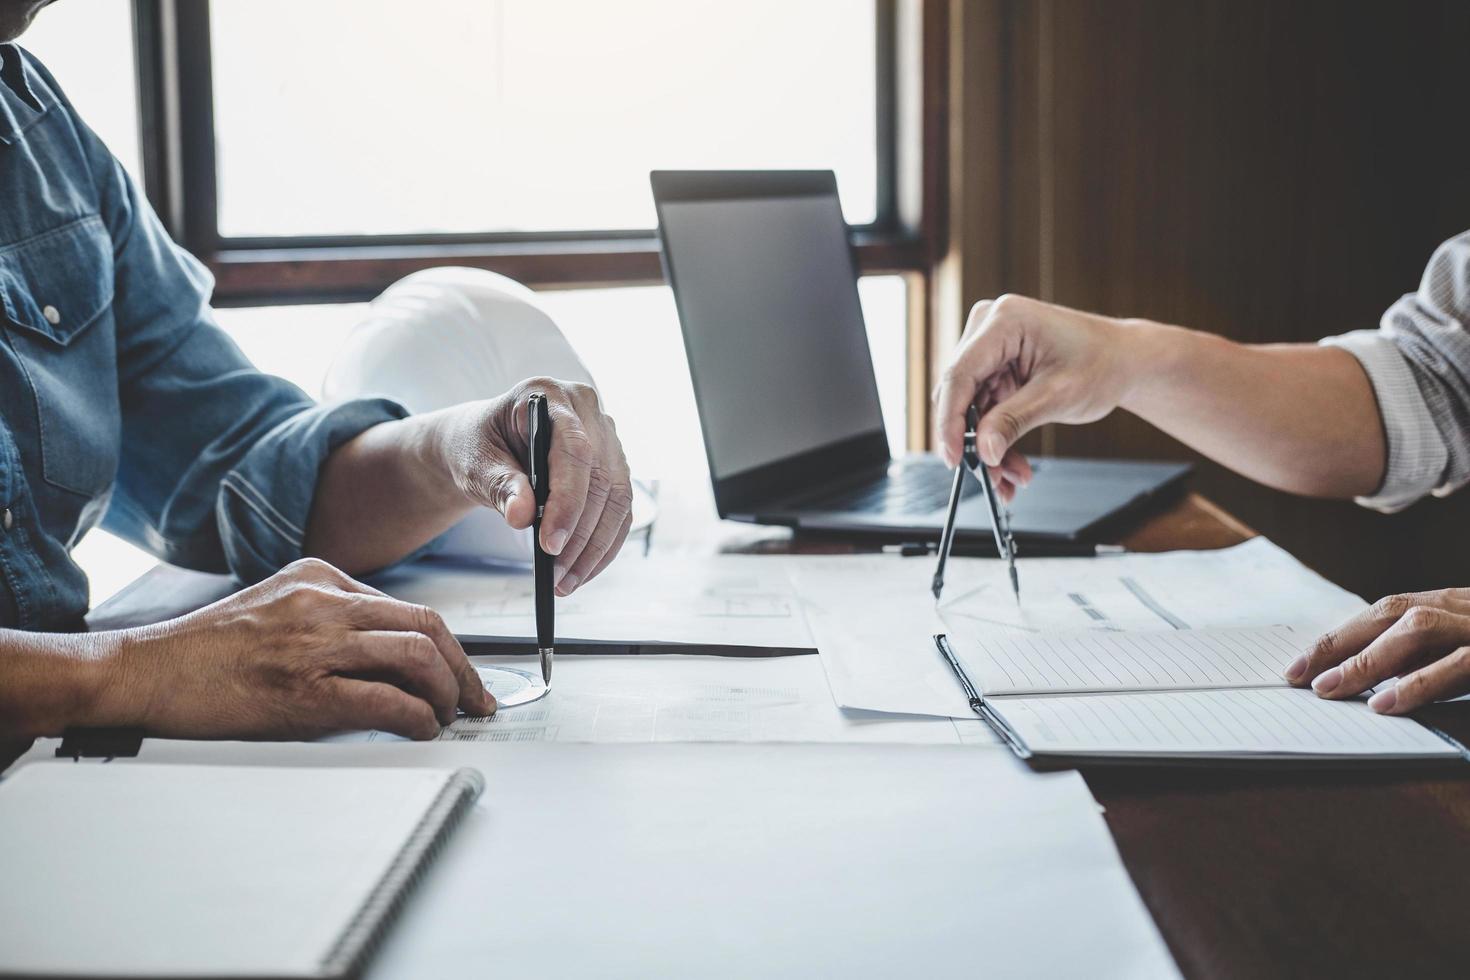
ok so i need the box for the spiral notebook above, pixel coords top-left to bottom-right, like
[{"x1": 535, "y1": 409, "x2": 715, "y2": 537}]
[
  {"x1": 936, "y1": 626, "x2": 1469, "y2": 765},
  {"x1": 0, "y1": 762, "x2": 484, "y2": 979}
]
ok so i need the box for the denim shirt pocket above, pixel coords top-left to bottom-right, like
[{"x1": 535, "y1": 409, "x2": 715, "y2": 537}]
[{"x1": 0, "y1": 215, "x2": 121, "y2": 498}]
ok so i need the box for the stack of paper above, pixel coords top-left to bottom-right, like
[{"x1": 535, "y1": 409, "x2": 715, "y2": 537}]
[
  {"x1": 789, "y1": 540, "x2": 1464, "y2": 762},
  {"x1": 371, "y1": 555, "x2": 813, "y2": 648},
  {"x1": 330, "y1": 654, "x2": 999, "y2": 747},
  {"x1": 795, "y1": 539, "x2": 1369, "y2": 719},
  {"x1": 789, "y1": 554, "x2": 973, "y2": 717}
]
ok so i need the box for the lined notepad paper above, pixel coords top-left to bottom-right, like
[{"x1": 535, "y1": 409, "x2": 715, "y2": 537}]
[
  {"x1": 956, "y1": 626, "x2": 1302, "y2": 696},
  {"x1": 931, "y1": 539, "x2": 1466, "y2": 763},
  {"x1": 995, "y1": 688, "x2": 1460, "y2": 759}
]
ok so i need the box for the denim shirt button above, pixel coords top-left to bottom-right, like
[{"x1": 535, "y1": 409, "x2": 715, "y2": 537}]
[
  {"x1": 1, "y1": 508, "x2": 11, "y2": 532},
  {"x1": 42, "y1": 304, "x2": 61, "y2": 326}
]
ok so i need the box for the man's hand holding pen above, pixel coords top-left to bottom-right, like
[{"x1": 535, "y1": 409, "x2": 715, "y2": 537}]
[
  {"x1": 433, "y1": 377, "x2": 634, "y2": 596},
  {"x1": 529, "y1": 393, "x2": 557, "y2": 687}
]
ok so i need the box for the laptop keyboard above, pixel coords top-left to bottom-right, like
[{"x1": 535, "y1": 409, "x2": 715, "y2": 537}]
[{"x1": 807, "y1": 462, "x2": 979, "y2": 515}]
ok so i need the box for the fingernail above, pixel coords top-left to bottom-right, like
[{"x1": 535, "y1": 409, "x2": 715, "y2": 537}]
[
  {"x1": 1312, "y1": 666, "x2": 1342, "y2": 694},
  {"x1": 1368, "y1": 687, "x2": 1398, "y2": 713},
  {"x1": 547, "y1": 529, "x2": 569, "y2": 554},
  {"x1": 1284, "y1": 655, "x2": 1308, "y2": 681},
  {"x1": 558, "y1": 572, "x2": 580, "y2": 595},
  {"x1": 982, "y1": 433, "x2": 1006, "y2": 466}
]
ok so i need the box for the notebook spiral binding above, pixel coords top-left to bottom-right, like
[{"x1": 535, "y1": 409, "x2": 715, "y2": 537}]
[
  {"x1": 934, "y1": 634, "x2": 1034, "y2": 760},
  {"x1": 319, "y1": 767, "x2": 487, "y2": 979}
]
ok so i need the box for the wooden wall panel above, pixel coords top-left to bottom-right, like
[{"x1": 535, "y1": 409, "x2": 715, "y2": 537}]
[{"x1": 962, "y1": 0, "x2": 1470, "y2": 599}]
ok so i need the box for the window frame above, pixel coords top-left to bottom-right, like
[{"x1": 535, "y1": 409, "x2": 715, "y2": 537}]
[
  {"x1": 131, "y1": 0, "x2": 940, "y2": 306},
  {"x1": 130, "y1": 0, "x2": 949, "y2": 449}
]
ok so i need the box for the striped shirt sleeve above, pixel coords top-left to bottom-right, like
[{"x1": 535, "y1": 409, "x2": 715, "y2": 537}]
[{"x1": 1320, "y1": 230, "x2": 1470, "y2": 513}]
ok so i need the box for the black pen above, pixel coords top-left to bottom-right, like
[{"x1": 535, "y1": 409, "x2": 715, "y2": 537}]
[{"x1": 528, "y1": 393, "x2": 554, "y2": 687}]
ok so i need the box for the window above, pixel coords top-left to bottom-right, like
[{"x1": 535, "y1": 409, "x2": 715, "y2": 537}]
[
  {"x1": 22, "y1": 0, "x2": 933, "y2": 311},
  {"x1": 137, "y1": 0, "x2": 921, "y2": 303},
  {"x1": 209, "y1": 0, "x2": 879, "y2": 237}
]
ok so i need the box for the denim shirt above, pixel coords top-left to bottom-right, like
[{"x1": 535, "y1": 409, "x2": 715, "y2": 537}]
[{"x1": 0, "y1": 44, "x2": 406, "y2": 630}]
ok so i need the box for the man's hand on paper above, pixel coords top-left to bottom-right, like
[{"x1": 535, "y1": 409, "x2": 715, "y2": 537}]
[
  {"x1": 436, "y1": 377, "x2": 633, "y2": 596},
  {"x1": 101, "y1": 558, "x2": 495, "y2": 740},
  {"x1": 931, "y1": 295, "x2": 1141, "y2": 501},
  {"x1": 1286, "y1": 589, "x2": 1470, "y2": 714}
]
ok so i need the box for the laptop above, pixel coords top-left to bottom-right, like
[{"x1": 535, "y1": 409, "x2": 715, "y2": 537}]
[{"x1": 650, "y1": 170, "x2": 1190, "y2": 546}]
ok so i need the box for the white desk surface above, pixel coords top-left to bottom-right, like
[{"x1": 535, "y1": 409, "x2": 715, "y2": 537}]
[
  {"x1": 25, "y1": 740, "x2": 1178, "y2": 979},
  {"x1": 17, "y1": 482, "x2": 1179, "y2": 977}
]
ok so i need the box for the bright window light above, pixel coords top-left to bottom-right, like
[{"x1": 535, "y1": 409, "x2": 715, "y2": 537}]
[{"x1": 209, "y1": 0, "x2": 878, "y2": 236}]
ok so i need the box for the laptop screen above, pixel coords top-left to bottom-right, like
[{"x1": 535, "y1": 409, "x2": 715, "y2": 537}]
[{"x1": 656, "y1": 184, "x2": 887, "y2": 480}]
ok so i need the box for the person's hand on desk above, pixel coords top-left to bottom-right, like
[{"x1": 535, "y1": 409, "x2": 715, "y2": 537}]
[
  {"x1": 0, "y1": 558, "x2": 494, "y2": 742},
  {"x1": 1287, "y1": 591, "x2": 1470, "y2": 714},
  {"x1": 308, "y1": 376, "x2": 632, "y2": 597}
]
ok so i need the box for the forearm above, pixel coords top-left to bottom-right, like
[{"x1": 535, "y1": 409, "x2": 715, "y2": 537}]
[
  {"x1": 0, "y1": 631, "x2": 122, "y2": 738},
  {"x1": 304, "y1": 409, "x2": 475, "y2": 575},
  {"x1": 1120, "y1": 321, "x2": 1385, "y2": 497}
]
